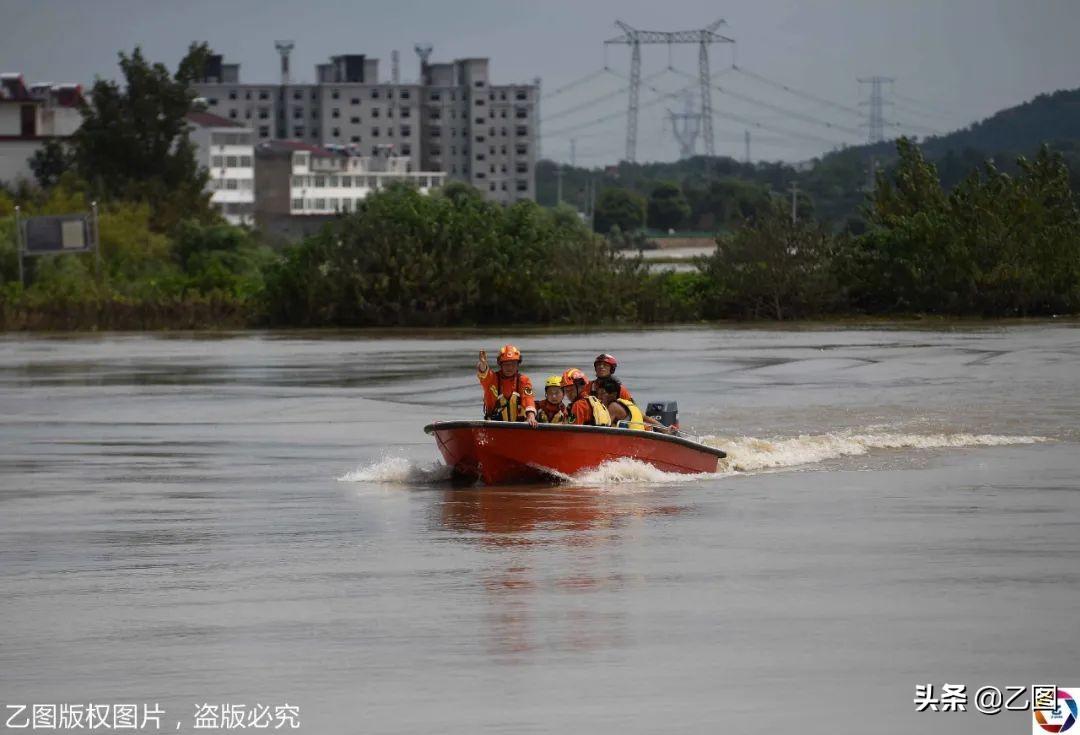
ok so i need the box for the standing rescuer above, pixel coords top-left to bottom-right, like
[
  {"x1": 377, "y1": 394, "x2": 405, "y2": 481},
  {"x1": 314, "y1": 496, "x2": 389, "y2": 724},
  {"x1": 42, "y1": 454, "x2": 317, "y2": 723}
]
[
  {"x1": 562, "y1": 368, "x2": 611, "y2": 426},
  {"x1": 477, "y1": 345, "x2": 538, "y2": 427},
  {"x1": 588, "y1": 354, "x2": 633, "y2": 401},
  {"x1": 536, "y1": 376, "x2": 569, "y2": 423}
]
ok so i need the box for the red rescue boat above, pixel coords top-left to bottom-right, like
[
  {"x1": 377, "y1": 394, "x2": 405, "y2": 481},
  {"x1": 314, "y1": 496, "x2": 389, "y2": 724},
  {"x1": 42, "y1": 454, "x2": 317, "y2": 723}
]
[{"x1": 424, "y1": 420, "x2": 727, "y2": 485}]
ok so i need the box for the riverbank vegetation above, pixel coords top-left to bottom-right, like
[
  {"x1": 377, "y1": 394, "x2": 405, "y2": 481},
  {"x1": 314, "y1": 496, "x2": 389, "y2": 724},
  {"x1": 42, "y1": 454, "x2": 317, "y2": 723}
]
[{"x1": 1, "y1": 46, "x2": 1078, "y2": 329}]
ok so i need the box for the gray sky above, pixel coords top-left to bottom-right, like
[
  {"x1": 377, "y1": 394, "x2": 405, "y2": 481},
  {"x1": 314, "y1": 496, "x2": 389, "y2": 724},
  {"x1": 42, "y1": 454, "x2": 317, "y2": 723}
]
[{"x1": 3, "y1": 0, "x2": 1078, "y2": 164}]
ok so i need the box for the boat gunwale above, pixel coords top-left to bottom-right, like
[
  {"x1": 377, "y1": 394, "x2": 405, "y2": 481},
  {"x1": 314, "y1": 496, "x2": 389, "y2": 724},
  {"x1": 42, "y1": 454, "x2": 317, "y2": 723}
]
[{"x1": 423, "y1": 420, "x2": 727, "y2": 459}]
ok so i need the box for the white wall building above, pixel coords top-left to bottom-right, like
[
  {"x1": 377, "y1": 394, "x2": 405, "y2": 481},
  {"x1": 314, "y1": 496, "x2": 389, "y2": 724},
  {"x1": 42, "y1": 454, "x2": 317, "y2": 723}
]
[
  {"x1": 254, "y1": 140, "x2": 445, "y2": 220},
  {"x1": 0, "y1": 74, "x2": 83, "y2": 186},
  {"x1": 186, "y1": 111, "x2": 256, "y2": 225}
]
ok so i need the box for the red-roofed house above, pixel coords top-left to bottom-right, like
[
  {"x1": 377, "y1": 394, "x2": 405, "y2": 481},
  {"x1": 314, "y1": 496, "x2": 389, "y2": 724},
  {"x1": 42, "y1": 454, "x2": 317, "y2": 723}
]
[{"x1": 0, "y1": 73, "x2": 84, "y2": 185}]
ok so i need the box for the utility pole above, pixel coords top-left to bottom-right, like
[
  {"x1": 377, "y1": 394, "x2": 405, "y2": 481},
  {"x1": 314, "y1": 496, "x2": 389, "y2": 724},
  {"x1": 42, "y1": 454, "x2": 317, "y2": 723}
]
[
  {"x1": 570, "y1": 138, "x2": 577, "y2": 167},
  {"x1": 556, "y1": 164, "x2": 563, "y2": 205},
  {"x1": 744, "y1": 129, "x2": 750, "y2": 164},
  {"x1": 588, "y1": 175, "x2": 597, "y2": 231},
  {"x1": 858, "y1": 76, "x2": 895, "y2": 144},
  {"x1": 789, "y1": 182, "x2": 798, "y2": 225},
  {"x1": 605, "y1": 19, "x2": 734, "y2": 162}
]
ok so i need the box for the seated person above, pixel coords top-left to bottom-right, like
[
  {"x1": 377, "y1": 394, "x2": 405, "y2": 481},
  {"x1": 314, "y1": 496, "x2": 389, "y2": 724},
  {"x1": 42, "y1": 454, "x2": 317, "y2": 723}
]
[
  {"x1": 596, "y1": 377, "x2": 648, "y2": 431},
  {"x1": 536, "y1": 376, "x2": 568, "y2": 423},
  {"x1": 562, "y1": 368, "x2": 611, "y2": 427},
  {"x1": 588, "y1": 353, "x2": 633, "y2": 401}
]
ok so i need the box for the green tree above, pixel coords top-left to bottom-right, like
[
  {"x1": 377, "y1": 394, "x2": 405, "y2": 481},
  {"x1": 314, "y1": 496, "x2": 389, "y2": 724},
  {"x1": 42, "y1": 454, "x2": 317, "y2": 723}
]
[
  {"x1": 698, "y1": 198, "x2": 838, "y2": 319},
  {"x1": 70, "y1": 43, "x2": 215, "y2": 231},
  {"x1": 646, "y1": 181, "x2": 691, "y2": 231},
  {"x1": 594, "y1": 187, "x2": 646, "y2": 234},
  {"x1": 28, "y1": 140, "x2": 75, "y2": 189}
]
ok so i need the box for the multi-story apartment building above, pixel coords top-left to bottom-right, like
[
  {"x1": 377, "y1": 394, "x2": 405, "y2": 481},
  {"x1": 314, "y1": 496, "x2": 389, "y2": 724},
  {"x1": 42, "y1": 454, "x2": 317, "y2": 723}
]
[
  {"x1": 186, "y1": 111, "x2": 256, "y2": 226},
  {"x1": 0, "y1": 73, "x2": 83, "y2": 186},
  {"x1": 193, "y1": 47, "x2": 536, "y2": 203}
]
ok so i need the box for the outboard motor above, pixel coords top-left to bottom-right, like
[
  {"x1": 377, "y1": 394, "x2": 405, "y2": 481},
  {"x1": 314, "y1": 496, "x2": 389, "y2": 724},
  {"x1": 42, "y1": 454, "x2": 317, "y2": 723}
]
[{"x1": 645, "y1": 401, "x2": 679, "y2": 432}]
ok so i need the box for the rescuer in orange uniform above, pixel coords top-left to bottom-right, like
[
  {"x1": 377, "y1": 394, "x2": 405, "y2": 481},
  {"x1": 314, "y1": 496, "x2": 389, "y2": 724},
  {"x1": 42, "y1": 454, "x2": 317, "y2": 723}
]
[
  {"x1": 587, "y1": 353, "x2": 633, "y2": 401},
  {"x1": 562, "y1": 368, "x2": 611, "y2": 426},
  {"x1": 477, "y1": 344, "x2": 538, "y2": 427}
]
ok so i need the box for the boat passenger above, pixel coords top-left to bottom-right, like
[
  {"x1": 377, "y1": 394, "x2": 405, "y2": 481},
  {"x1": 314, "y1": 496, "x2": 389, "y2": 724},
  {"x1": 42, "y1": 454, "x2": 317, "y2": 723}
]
[
  {"x1": 478, "y1": 345, "x2": 538, "y2": 427},
  {"x1": 536, "y1": 375, "x2": 569, "y2": 423},
  {"x1": 596, "y1": 377, "x2": 648, "y2": 431},
  {"x1": 561, "y1": 368, "x2": 611, "y2": 427},
  {"x1": 587, "y1": 353, "x2": 633, "y2": 401}
]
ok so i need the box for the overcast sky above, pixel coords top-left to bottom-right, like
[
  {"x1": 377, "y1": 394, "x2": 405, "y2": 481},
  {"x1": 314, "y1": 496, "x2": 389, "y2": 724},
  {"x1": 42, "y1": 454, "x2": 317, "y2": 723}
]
[{"x1": 3, "y1": 0, "x2": 1078, "y2": 164}]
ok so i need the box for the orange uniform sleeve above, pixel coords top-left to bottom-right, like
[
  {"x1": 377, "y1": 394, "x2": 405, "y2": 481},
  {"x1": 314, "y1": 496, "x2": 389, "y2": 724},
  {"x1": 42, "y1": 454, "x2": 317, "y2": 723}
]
[
  {"x1": 570, "y1": 398, "x2": 591, "y2": 425},
  {"x1": 477, "y1": 368, "x2": 498, "y2": 413},
  {"x1": 519, "y1": 375, "x2": 536, "y2": 413}
]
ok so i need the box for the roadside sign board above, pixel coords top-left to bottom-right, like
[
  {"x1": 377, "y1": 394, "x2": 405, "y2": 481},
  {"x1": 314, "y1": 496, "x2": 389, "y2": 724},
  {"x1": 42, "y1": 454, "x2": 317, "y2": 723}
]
[{"x1": 22, "y1": 214, "x2": 95, "y2": 254}]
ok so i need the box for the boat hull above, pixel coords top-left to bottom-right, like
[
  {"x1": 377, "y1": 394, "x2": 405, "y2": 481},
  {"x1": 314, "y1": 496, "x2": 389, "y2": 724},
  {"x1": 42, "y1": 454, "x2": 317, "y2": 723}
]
[{"x1": 424, "y1": 420, "x2": 726, "y2": 485}]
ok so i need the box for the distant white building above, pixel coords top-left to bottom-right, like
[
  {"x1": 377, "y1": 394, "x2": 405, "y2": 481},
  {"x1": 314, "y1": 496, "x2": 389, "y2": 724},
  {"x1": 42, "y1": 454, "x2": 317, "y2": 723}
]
[
  {"x1": 254, "y1": 139, "x2": 445, "y2": 219},
  {"x1": 0, "y1": 73, "x2": 83, "y2": 186},
  {"x1": 186, "y1": 111, "x2": 256, "y2": 226}
]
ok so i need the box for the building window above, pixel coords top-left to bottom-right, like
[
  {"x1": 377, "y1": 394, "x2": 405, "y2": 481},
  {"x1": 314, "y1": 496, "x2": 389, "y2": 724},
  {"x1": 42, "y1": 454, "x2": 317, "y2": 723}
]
[
  {"x1": 430, "y1": 128, "x2": 441, "y2": 137},
  {"x1": 500, "y1": 92, "x2": 507, "y2": 101},
  {"x1": 490, "y1": 182, "x2": 496, "y2": 191},
  {"x1": 311, "y1": 90, "x2": 318, "y2": 100},
  {"x1": 515, "y1": 108, "x2": 528, "y2": 119},
  {"x1": 342, "y1": 176, "x2": 352, "y2": 186},
  {"x1": 314, "y1": 198, "x2": 326, "y2": 209},
  {"x1": 259, "y1": 90, "x2": 269, "y2": 100},
  {"x1": 516, "y1": 144, "x2": 527, "y2": 156},
  {"x1": 476, "y1": 172, "x2": 485, "y2": 179},
  {"x1": 293, "y1": 108, "x2": 303, "y2": 119},
  {"x1": 371, "y1": 107, "x2": 380, "y2": 118},
  {"x1": 475, "y1": 135, "x2": 485, "y2": 143},
  {"x1": 226, "y1": 179, "x2": 238, "y2": 190},
  {"x1": 400, "y1": 125, "x2": 411, "y2": 137},
  {"x1": 350, "y1": 97, "x2": 360, "y2": 105},
  {"x1": 291, "y1": 198, "x2": 303, "y2": 210},
  {"x1": 475, "y1": 117, "x2": 485, "y2": 125},
  {"x1": 211, "y1": 155, "x2": 224, "y2": 167},
  {"x1": 311, "y1": 108, "x2": 319, "y2": 119},
  {"x1": 228, "y1": 109, "x2": 238, "y2": 119},
  {"x1": 293, "y1": 91, "x2": 302, "y2": 100},
  {"x1": 402, "y1": 144, "x2": 411, "y2": 155},
  {"x1": 259, "y1": 126, "x2": 269, "y2": 138},
  {"x1": 258, "y1": 108, "x2": 269, "y2": 119},
  {"x1": 332, "y1": 127, "x2": 340, "y2": 137},
  {"x1": 208, "y1": 98, "x2": 218, "y2": 106},
  {"x1": 240, "y1": 155, "x2": 252, "y2": 167},
  {"x1": 516, "y1": 91, "x2": 527, "y2": 101},
  {"x1": 228, "y1": 90, "x2": 237, "y2": 100},
  {"x1": 476, "y1": 99, "x2": 485, "y2": 106},
  {"x1": 331, "y1": 108, "x2": 340, "y2": 118},
  {"x1": 516, "y1": 180, "x2": 528, "y2": 191},
  {"x1": 430, "y1": 146, "x2": 441, "y2": 156},
  {"x1": 401, "y1": 108, "x2": 410, "y2": 119},
  {"x1": 314, "y1": 176, "x2": 326, "y2": 187},
  {"x1": 225, "y1": 155, "x2": 238, "y2": 167},
  {"x1": 372, "y1": 127, "x2": 379, "y2": 137},
  {"x1": 331, "y1": 89, "x2": 340, "y2": 100},
  {"x1": 350, "y1": 135, "x2": 360, "y2": 143},
  {"x1": 476, "y1": 153, "x2": 486, "y2": 161},
  {"x1": 294, "y1": 127, "x2": 304, "y2": 137},
  {"x1": 516, "y1": 163, "x2": 527, "y2": 173},
  {"x1": 400, "y1": 90, "x2": 410, "y2": 100},
  {"x1": 371, "y1": 89, "x2": 380, "y2": 99},
  {"x1": 516, "y1": 126, "x2": 528, "y2": 136},
  {"x1": 475, "y1": 80, "x2": 485, "y2": 88},
  {"x1": 430, "y1": 92, "x2": 440, "y2": 101},
  {"x1": 350, "y1": 116, "x2": 360, "y2": 124}
]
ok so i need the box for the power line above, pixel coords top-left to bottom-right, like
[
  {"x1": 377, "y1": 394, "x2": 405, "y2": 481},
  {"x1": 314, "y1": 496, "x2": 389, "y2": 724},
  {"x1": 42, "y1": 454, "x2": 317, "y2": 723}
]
[
  {"x1": 541, "y1": 68, "x2": 611, "y2": 100},
  {"x1": 730, "y1": 64, "x2": 864, "y2": 119},
  {"x1": 544, "y1": 79, "x2": 699, "y2": 139},
  {"x1": 541, "y1": 85, "x2": 629, "y2": 124}
]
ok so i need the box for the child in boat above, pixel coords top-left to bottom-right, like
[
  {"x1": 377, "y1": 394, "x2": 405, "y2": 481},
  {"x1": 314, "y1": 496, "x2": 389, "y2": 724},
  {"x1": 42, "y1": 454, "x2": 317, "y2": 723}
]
[
  {"x1": 562, "y1": 368, "x2": 611, "y2": 426},
  {"x1": 536, "y1": 375, "x2": 569, "y2": 423},
  {"x1": 596, "y1": 378, "x2": 648, "y2": 431},
  {"x1": 588, "y1": 353, "x2": 633, "y2": 401}
]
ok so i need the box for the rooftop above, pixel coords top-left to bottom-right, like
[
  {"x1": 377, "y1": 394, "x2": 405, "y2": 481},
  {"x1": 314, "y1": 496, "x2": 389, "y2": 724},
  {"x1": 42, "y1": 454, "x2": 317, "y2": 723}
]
[{"x1": 186, "y1": 110, "x2": 246, "y2": 129}]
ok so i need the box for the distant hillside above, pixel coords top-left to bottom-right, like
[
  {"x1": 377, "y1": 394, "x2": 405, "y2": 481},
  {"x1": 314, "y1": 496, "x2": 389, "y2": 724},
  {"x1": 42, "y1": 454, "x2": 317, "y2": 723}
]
[{"x1": 537, "y1": 87, "x2": 1080, "y2": 228}]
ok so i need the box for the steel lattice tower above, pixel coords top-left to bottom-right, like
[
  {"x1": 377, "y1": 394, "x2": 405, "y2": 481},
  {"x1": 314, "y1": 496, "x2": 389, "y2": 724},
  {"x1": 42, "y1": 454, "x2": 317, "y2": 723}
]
[
  {"x1": 858, "y1": 76, "x2": 894, "y2": 144},
  {"x1": 606, "y1": 19, "x2": 734, "y2": 162}
]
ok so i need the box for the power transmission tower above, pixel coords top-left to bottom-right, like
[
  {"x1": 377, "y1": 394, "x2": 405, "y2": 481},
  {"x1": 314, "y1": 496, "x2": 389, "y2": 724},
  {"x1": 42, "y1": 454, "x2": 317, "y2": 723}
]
[
  {"x1": 605, "y1": 19, "x2": 734, "y2": 162},
  {"x1": 668, "y1": 91, "x2": 702, "y2": 158},
  {"x1": 858, "y1": 76, "x2": 895, "y2": 144}
]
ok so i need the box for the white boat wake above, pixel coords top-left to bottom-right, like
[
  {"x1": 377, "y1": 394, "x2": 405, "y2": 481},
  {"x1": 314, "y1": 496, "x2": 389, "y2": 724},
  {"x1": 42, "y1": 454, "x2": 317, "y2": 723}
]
[{"x1": 338, "y1": 430, "x2": 1048, "y2": 485}]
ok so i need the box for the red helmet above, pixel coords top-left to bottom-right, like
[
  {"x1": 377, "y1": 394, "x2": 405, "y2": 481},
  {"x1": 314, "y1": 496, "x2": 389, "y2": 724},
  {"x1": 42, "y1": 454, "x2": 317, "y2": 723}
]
[
  {"x1": 594, "y1": 353, "x2": 618, "y2": 370},
  {"x1": 560, "y1": 368, "x2": 587, "y2": 388},
  {"x1": 497, "y1": 344, "x2": 522, "y2": 364}
]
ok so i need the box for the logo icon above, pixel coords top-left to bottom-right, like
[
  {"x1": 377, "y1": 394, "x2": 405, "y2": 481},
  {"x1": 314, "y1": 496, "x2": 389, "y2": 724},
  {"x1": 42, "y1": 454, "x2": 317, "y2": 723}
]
[{"x1": 1035, "y1": 689, "x2": 1078, "y2": 733}]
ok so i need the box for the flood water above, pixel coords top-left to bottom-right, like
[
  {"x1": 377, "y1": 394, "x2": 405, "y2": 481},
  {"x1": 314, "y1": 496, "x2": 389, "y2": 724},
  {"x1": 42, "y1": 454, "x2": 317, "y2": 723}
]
[{"x1": 1, "y1": 324, "x2": 1078, "y2": 734}]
